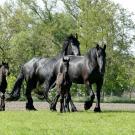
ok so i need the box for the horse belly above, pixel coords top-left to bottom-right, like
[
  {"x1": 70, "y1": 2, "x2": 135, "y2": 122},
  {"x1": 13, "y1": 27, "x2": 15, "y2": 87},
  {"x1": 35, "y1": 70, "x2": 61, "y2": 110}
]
[
  {"x1": 69, "y1": 72, "x2": 84, "y2": 84},
  {"x1": 37, "y1": 70, "x2": 50, "y2": 84}
]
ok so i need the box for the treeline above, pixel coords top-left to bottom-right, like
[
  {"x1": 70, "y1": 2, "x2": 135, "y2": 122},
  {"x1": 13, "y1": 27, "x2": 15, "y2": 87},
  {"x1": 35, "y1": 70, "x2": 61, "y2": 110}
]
[{"x1": 0, "y1": 0, "x2": 135, "y2": 96}]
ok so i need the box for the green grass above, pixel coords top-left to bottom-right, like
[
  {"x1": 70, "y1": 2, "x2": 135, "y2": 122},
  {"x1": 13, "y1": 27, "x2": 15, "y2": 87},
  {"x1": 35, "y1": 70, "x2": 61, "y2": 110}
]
[{"x1": 0, "y1": 110, "x2": 135, "y2": 135}]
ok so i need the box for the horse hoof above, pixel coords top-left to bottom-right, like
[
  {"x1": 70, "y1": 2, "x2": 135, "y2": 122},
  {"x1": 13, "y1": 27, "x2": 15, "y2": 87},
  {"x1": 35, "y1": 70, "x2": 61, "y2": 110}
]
[
  {"x1": 84, "y1": 101, "x2": 92, "y2": 110},
  {"x1": 26, "y1": 104, "x2": 37, "y2": 111},
  {"x1": 26, "y1": 107, "x2": 37, "y2": 111},
  {"x1": 50, "y1": 108, "x2": 57, "y2": 112},
  {"x1": 94, "y1": 107, "x2": 101, "y2": 112},
  {"x1": 60, "y1": 109, "x2": 63, "y2": 113},
  {"x1": 71, "y1": 108, "x2": 77, "y2": 112},
  {"x1": 26, "y1": 108, "x2": 37, "y2": 111},
  {"x1": 50, "y1": 104, "x2": 57, "y2": 111}
]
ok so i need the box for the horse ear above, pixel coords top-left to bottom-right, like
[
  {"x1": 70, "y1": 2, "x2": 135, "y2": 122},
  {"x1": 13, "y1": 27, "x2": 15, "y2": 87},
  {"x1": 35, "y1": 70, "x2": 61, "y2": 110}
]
[
  {"x1": 75, "y1": 33, "x2": 78, "y2": 39},
  {"x1": 96, "y1": 44, "x2": 99, "y2": 50},
  {"x1": 103, "y1": 44, "x2": 106, "y2": 50},
  {"x1": 70, "y1": 33, "x2": 73, "y2": 37}
]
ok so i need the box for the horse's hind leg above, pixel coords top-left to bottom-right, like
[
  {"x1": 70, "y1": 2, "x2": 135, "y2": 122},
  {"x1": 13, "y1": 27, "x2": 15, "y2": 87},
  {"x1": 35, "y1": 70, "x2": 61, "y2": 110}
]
[
  {"x1": 67, "y1": 93, "x2": 77, "y2": 112},
  {"x1": 65, "y1": 93, "x2": 70, "y2": 112},
  {"x1": 25, "y1": 80, "x2": 37, "y2": 111},
  {"x1": 50, "y1": 92, "x2": 60, "y2": 111},
  {"x1": 43, "y1": 81, "x2": 53, "y2": 104}
]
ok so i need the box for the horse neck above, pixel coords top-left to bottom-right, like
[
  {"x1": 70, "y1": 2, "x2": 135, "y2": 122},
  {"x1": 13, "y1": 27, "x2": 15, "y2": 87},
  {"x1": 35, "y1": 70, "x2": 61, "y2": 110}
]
[
  {"x1": 55, "y1": 53, "x2": 63, "y2": 60},
  {"x1": 0, "y1": 67, "x2": 5, "y2": 85},
  {"x1": 57, "y1": 48, "x2": 69, "y2": 60},
  {"x1": 86, "y1": 49, "x2": 98, "y2": 70}
]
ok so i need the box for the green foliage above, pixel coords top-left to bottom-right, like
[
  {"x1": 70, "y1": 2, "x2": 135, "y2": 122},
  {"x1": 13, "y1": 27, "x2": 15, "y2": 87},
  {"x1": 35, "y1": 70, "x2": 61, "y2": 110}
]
[
  {"x1": 7, "y1": 75, "x2": 16, "y2": 92},
  {"x1": 0, "y1": 0, "x2": 135, "y2": 96}
]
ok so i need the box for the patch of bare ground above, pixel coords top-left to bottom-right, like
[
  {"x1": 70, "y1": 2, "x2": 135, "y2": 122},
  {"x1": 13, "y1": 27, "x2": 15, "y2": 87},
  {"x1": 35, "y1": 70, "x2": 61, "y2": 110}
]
[{"x1": 5, "y1": 101, "x2": 135, "y2": 111}]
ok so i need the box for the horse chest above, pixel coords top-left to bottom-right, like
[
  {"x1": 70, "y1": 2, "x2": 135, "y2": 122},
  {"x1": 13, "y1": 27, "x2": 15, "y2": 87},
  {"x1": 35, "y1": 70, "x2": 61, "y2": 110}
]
[{"x1": 82, "y1": 66, "x2": 100, "y2": 83}]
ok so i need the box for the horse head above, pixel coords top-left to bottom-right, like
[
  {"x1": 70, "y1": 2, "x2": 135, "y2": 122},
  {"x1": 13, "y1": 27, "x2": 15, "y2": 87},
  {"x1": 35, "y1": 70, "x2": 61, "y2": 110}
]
[
  {"x1": 95, "y1": 44, "x2": 106, "y2": 76},
  {"x1": 63, "y1": 33, "x2": 80, "y2": 56},
  {"x1": 1, "y1": 61, "x2": 10, "y2": 76}
]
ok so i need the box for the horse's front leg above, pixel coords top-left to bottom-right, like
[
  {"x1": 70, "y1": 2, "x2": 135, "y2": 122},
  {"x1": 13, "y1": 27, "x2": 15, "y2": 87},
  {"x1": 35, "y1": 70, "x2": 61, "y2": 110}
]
[
  {"x1": 50, "y1": 92, "x2": 60, "y2": 111},
  {"x1": 65, "y1": 92, "x2": 70, "y2": 112},
  {"x1": 84, "y1": 83, "x2": 95, "y2": 110},
  {"x1": 94, "y1": 81, "x2": 103, "y2": 112},
  {"x1": 2, "y1": 94, "x2": 5, "y2": 111},
  {"x1": 43, "y1": 81, "x2": 59, "y2": 111},
  {"x1": 0, "y1": 93, "x2": 5, "y2": 111},
  {"x1": 60, "y1": 95, "x2": 65, "y2": 113},
  {"x1": 43, "y1": 82, "x2": 52, "y2": 104}
]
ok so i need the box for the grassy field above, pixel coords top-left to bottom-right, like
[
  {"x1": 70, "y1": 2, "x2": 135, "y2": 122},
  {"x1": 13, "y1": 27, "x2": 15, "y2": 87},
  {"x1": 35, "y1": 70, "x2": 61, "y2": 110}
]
[{"x1": 0, "y1": 110, "x2": 135, "y2": 135}]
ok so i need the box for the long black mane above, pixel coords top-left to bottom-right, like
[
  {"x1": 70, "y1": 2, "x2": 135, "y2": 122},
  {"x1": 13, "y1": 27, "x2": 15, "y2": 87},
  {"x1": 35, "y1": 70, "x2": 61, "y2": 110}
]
[
  {"x1": 85, "y1": 47, "x2": 97, "y2": 60},
  {"x1": 85, "y1": 45, "x2": 106, "y2": 66}
]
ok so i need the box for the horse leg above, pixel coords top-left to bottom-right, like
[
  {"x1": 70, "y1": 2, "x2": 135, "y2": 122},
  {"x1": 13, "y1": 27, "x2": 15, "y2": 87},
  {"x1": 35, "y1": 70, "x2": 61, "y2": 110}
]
[
  {"x1": 60, "y1": 95, "x2": 64, "y2": 113},
  {"x1": 67, "y1": 93, "x2": 77, "y2": 112},
  {"x1": 50, "y1": 92, "x2": 60, "y2": 111},
  {"x1": 43, "y1": 81, "x2": 58, "y2": 111},
  {"x1": 1, "y1": 94, "x2": 5, "y2": 111},
  {"x1": 65, "y1": 93, "x2": 70, "y2": 112},
  {"x1": 0, "y1": 93, "x2": 5, "y2": 111},
  {"x1": 25, "y1": 81, "x2": 36, "y2": 111},
  {"x1": 94, "y1": 81, "x2": 103, "y2": 112},
  {"x1": 43, "y1": 81, "x2": 52, "y2": 104},
  {"x1": 84, "y1": 83, "x2": 95, "y2": 110}
]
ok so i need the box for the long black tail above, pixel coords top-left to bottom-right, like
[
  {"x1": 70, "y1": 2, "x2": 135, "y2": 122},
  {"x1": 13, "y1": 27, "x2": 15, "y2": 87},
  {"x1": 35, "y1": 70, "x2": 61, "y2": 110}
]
[{"x1": 7, "y1": 68, "x2": 24, "y2": 101}]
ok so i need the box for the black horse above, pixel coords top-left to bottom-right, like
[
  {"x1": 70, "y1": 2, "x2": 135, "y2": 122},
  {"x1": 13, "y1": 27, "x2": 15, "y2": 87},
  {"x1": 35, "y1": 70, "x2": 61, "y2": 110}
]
[
  {"x1": 8, "y1": 34, "x2": 80, "y2": 110},
  {"x1": 51, "y1": 44, "x2": 106, "y2": 112},
  {"x1": 0, "y1": 62, "x2": 9, "y2": 111}
]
